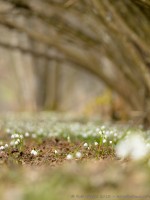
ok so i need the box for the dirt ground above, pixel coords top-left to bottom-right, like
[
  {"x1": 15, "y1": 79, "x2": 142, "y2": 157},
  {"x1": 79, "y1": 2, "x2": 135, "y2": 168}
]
[{"x1": 0, "y1": 138, "x2": 115, "y2": 167}]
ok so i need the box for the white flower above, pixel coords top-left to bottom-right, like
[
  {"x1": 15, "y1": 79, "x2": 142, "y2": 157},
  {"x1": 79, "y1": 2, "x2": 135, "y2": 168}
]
[
  {"x1": 15, "y1": 134, "x2": 19, "y2": 138},
  {"x1": 76, "y1": 152, "x2": 82, "y2": 159},
  {"x1": 103, "y1": 139, "x2": 107, "y2": 143},
  {"x1": 31, "y1": 150, "x2": 38, "y2": 156},
  {"x1": 116, "y1": 134, "x2": 148, "y2": 160},
  {"x1": 11, "y1": 134, "x2": 15, "y2": 139},
  {"x1": 5, "y1": 144, "x2": 8, "y2": 148},
  {"x1": 109, "y1": 141, "x2": 112, "y2": 144},
  {"x1": 14, "y1": 140, "x2": 19, "y2": 146},
  {"x1": 67, "y1": 136, "x2": 70, "y2": 142},
  {"x1": 94, "y1": 142, "x2": 98, "y2": 146},
  {"x1": 11, "y1": 134, "x2": 19, "y2": 139},
  {"x1": 25, "y1": 132, "x2": 29, "y2": 137},
  {"x1": 83, "y1": 143, "x2": 88, "y2": 148},
  {"x1": 54, "y1": 150, "x2": 58, "y2": 154},
  {"x1": 0, "y1": 146, "x2": 5, "y2": 150},
  {"x1": 66, "y1": 154, "x2": 73, "y2": 160},
  {"x1": 19, "y1": 135, "x2": 24, "y2": 139}
]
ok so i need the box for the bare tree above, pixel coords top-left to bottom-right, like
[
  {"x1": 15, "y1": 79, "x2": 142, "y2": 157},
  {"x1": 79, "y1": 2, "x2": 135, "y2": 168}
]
[{"x1": 0, "y1": 0, "x2": 149, "y2": 127}]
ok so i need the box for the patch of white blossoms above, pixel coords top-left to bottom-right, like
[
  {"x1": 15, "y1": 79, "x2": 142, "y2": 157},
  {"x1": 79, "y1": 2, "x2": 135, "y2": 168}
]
[{"x1": 116, "y1": 134, "x2": 149, "y2": 160}]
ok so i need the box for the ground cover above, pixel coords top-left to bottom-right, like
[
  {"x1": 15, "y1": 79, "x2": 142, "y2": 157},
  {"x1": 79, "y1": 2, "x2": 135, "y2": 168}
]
[{"x1": 0, "y1": 112, "x2": 150, "y2": 200}]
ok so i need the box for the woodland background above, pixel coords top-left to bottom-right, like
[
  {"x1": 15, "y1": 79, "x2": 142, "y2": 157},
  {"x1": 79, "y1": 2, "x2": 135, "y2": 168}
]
[{"x1": 0, "y1": 0, "x2": 150, "y2": 127}]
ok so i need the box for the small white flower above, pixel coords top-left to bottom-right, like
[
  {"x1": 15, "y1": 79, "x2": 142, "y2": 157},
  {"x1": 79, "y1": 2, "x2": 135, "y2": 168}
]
[
  {"x1": 103, "y1": 139, "x2": 107, "y2": 143},
  {"x1": 15, "y1": 134, "x2": 19, "y2": 138},
  {"x1": 66, "y1": 154, "x2": 73, "y2": 160},
  {"x1": 109, "y1": 141, "x2": 112, "y2": 144},
  {"x1": 67, "y1": 136, "x2": 70, "y2": 142},
  {"x1": 11, "y1": 134, "x2": 15, "y2": 139},
  {"x1": 17, "y1": 138, "x2": 20, "y2": 142},
  {"x1": 75, "y1": 152, "x2": 82, "y2": 159},
  {"x1": 31, "y1": 150, "x2": 38, "y2": 156},
  {"x1": 83, "y1": 143, "x2": 88, "y2": 148},
  {"x1": 0, "y1": 146, "x2": 5, "y2": 150},
  {"x1": 94, "y1": 142, "x2": 98, "y2": 146},
  {"x1": 54, "y1": 150, "x2": 58, "y2": 154},
  {"x1": 5, "y1": 144, "x2": 9, "y2": 148},
  {"x1": 25, "y1": 132, "x2": 29, "y2": 137},
  {"x1": 19, "y1": 135, "x2": 24, "y2": 139},
  {"x1": 14, "y1": 140, "x2": 19, "y2": 146}
]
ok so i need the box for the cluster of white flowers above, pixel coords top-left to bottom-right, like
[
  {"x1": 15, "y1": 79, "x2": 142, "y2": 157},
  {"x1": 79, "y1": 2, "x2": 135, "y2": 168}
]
[
  {"x1": 0, "y1": 144, "x2": 8, "y2": 150},
  {"x1": 11, "y1": 134, "x2": 23, "y2": 139},
  {"x1": 66, "y1": 152, "x2": 82, "y2": 160},
  {"x1": 10, "y1": 138, "x2": 21, "y2": 146},
  {"x1": 14, "y1": 139, "x2": 21, "y2": 146},
  {"x1": 116, "y1": 134, "x2": 149, "y2": 160}
]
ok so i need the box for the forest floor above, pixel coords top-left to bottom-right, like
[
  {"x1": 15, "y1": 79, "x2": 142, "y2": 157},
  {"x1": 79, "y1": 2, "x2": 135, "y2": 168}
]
[{"x1": 0, "y1": 112, "x2": 150, "y2": 200}]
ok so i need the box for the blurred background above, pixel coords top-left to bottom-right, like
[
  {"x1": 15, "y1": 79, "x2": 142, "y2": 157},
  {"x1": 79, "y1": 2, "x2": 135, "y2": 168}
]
[{"x1": 0, "y1": 0, "x2": 150, "y2": 125}]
